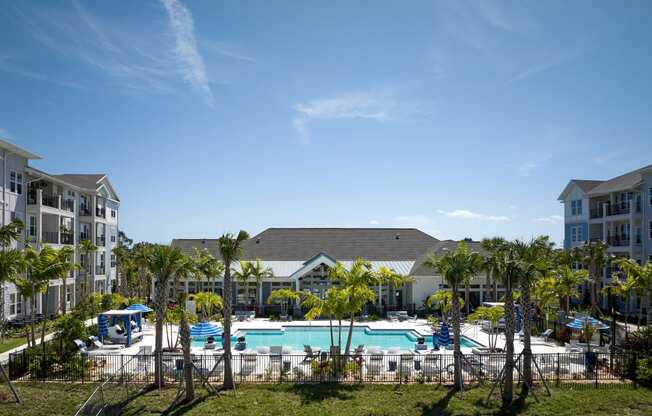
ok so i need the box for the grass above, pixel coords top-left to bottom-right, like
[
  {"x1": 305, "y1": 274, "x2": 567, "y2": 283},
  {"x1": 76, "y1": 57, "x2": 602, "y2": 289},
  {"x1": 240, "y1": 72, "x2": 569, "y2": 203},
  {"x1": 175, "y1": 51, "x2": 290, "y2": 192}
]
[
  {"x1": 2, "y1": 383, "x2": 651, "y2": 416},
  {"x1": 0, "y1": 336, "x2": 30, "y2": 354}
]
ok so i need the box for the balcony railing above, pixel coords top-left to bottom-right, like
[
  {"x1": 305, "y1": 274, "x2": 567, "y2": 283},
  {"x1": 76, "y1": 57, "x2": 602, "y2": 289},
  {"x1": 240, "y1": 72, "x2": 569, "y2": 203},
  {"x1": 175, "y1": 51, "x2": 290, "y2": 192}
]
[
  {"x1": 42, "y1": 193, "x2": 59, "y2": 209},
  {"x1": 79, "y1": 205, "x2": 92, "y2": 216},
  {"x1": 96, "y1": 265, "x2": 106, "y2": 275},
  {"x1": 60, "y1": 232, "x2": 74, "y2": 245},
  {"x1": 96, "y1": 207, "x2": 106, "y2": 218},
  {"x1": 589, "y1": 208, "x2": 603, "y2": 219},
  {"x1": 42, "y1": 231, "x2": 58, "y2": 244},
  {"x1": 607, "y1": 235, "x2": 630, "y2": 247},
  {"x1": 96, "y1": 236, "x2": 106, "y2": 246},
  {"x1": 62, "y1": 199, "x2": 74, "y2": 212},
  {"x1": 79, "y1": 232, "x2": 90, "y2": 242},
  {"x1": 27, "y1": 191, "x2": 37, "y2": 205}
]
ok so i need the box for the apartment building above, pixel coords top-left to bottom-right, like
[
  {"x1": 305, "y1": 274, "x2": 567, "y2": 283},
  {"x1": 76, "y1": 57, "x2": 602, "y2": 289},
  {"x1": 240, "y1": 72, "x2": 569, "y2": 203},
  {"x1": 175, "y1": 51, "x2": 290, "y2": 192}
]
[
  {"x1": 0, "y1": 138, "x2": 120, "y2": 320},
  {"x1": 558, "y1": 164, "x2": 652, "y2": 310}
]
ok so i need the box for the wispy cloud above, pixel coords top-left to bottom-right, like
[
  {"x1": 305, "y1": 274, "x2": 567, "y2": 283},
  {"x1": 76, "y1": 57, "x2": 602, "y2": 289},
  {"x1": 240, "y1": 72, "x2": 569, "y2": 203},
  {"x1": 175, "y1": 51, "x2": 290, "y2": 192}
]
[
  {"x1": 161, "y1": 0, "x2": 213, "y2": 105},
  {"x1": 203, "y1": 41, "x2": 256, "y2": 63},
  {"x1": 534, "y1": 215, "x2": 563, "y2": 224},
  {"x1": 368, "y1": 220, "x2": 379, "y2": 226},
  {"x1": 437, "y1": 209, "x2": 509, "y2": 222},
  {"x1": 292, "y1": 90, "x2": 429, "y2": 143}
]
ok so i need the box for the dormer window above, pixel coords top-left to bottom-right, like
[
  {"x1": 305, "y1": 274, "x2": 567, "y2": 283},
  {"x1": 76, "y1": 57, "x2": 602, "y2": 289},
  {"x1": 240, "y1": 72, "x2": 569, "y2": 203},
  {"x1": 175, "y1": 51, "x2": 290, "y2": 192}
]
[{"x1": 571, "y1": 199, "x2": 582, "y2": 216}]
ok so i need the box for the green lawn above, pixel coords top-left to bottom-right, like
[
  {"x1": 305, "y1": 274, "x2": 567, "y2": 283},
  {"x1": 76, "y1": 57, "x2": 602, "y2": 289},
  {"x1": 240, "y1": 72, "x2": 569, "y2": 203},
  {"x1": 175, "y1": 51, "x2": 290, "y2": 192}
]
[
  {"x1": 0, "y1": 336, "x2": 29, "y2": 354},
  {"x1": 2, "y1": 383, "x2": 651, "y2": 416}
]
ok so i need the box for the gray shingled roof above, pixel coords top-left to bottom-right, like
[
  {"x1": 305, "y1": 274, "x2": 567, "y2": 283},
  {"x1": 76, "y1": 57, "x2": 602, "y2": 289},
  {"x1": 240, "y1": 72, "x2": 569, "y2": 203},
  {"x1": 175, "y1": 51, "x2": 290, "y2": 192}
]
[
  {"x1": 557, "y1": 179, "x2": 604, "y2": 200},
  {"x1": 172, "y1": 228, "x2": 439, "y2": 262},
  {"x1": 588, "y1": 164, "x2": 652, "y2": 195},
  {"x1": 409, "y1": 239, "x2": 484, "y2": 275},
  {"x1": 52, "y1": 174, "x2": 105, "y2": 190}
]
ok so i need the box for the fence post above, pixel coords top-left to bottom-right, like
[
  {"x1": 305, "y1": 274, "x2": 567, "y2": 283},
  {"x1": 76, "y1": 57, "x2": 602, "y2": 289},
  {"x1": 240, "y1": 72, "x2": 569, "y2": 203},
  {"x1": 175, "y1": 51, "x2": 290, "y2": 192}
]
[
  {"x1": 240, "y1": 354, "x2": 243, "y2": 384},
  {"x1": 595, "y1": 354, "x2": 598, "y2": 389},
  {"x1": 633, "y1": 353, "x2": 638, "y2": 389},
  {"x1": 556, "y1": 353, "x2": 560, "y2": 387},
  {"x1": 121, "y1": 355, "x2": 125, "y2": 381},
  {"x1": 81, "y1": 355, "x2": 85, "y2": 384}
]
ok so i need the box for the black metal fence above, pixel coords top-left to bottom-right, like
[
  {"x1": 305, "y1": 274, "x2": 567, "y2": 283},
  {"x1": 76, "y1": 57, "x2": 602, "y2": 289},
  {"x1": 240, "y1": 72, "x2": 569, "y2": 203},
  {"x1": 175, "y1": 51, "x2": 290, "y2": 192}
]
[{"x1": 5, "y1": 351, "x2": 636, "y2": 387}]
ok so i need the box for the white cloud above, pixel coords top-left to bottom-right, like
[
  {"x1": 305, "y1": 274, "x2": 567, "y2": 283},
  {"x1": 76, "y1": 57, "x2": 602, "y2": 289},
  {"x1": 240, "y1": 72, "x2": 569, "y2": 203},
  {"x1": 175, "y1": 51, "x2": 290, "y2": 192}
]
[
  {"x1": 534, "y1": 215, "x2": 563, "y2": 224},
  {"x1": 292, "y1": 90, "x2": 430, "y2": 143},
  {"x1": 437, "y1": 209, "x2": 509, "y2": 222},
  {"x1": 161, "y1": 0, "x2": 213, "y2": 105},
  {"x1": 368, "y1": 220, "x2": 379, "y2": 225}
]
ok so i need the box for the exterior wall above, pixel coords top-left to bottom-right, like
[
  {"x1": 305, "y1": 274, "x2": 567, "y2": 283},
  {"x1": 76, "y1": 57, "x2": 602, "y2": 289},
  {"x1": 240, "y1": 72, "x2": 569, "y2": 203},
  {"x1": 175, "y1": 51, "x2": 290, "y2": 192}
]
[
  {"x1": 643, "y1": 173, "x2": 652, "y2": 264},
  {"x1": 563, "y1": 184, "x2": 589, "y2": 249}
]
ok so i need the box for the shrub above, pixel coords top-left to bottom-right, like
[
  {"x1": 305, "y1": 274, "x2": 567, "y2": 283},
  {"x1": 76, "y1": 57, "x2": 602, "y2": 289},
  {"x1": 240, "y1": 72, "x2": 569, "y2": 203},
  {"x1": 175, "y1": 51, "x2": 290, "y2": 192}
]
[{"x1": 53, "y1": 314, "x2": 88, "y2": 358}]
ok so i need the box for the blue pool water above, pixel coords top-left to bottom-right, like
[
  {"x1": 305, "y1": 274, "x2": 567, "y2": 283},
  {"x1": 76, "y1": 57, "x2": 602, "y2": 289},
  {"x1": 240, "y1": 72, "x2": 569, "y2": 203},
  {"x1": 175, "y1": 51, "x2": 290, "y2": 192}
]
[{"x1": 192, "y1": 326, "x2": 481, "y2": 351}]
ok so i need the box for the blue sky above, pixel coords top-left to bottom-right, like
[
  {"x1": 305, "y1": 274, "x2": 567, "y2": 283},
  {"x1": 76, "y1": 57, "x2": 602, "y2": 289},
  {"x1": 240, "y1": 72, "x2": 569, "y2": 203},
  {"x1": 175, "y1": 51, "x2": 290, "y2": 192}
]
[{"x1": 1, "y1": 0, "x2": 651, "y2": 246}]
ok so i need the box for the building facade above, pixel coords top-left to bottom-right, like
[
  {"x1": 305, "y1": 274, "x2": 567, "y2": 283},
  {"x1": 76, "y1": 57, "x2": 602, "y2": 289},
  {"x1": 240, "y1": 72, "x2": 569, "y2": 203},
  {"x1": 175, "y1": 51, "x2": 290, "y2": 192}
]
[
  {"x1": 0, "y1": 138, "x2": 120, "y2": 320},
  {"x1": 171, "y1": 228, "x2": 498, "y2": 315},
  {"x1": 558, "y1": 164, "x2": 652, "y2": 311}
]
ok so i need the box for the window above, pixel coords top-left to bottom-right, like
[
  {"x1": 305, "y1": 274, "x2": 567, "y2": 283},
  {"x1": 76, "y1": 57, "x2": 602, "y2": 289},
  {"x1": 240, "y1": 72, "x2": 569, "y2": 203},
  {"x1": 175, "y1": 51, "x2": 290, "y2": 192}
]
[
  {"x1": 571, "y1": 225, "x2": 584, "y2": 243},
  {"x1": 67, "y1": 190, "x2": 76, "y2": 197},
  {"x1": 571, "y1": 199, "x2": 583, "y2": 216},
  {"x1": 66, "y1": 286, "x2": 72, "y2": 303},
  {"x1": 110, "y1": 234, "x2": 116, "y2": 243},
  {"x1": 649, "y1": 221, "x2": 652, "y2": 239},
  {"x1": 110, "y1": 209, "x2": 116, "y2": 218},
  {"x1": 29, "y1": 215, "x2": 36, "y2": 237},
  {"x1": 10, "y1": 211, "x2": 16, "y2": 222},
  {"x1": 9, "y1": 171, "x2": 22, "y2": 194},
  {"x1": 9, "y1": 293, "x2": 21, "y2": 315},
  {"x1": 111, "y1": 254, "x2": 116, "y2": 268},
  {"x1": 649, "y1": 188, "x2": 652, "y2": 206}
]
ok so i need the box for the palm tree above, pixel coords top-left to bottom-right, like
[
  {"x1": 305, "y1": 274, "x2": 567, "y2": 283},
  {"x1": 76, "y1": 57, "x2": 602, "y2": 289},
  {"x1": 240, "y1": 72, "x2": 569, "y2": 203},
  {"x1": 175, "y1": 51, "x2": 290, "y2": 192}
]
[
  {"x1": 78, "y1": 239, "x2": 97, "y2": 298},
  {"x1": 481, "y1": 237, "x2": 508, "y2": 302},
  {"x1": 247, "y1": 259, "x2": 273, "y2": 311},
  {"x1": 217, "y1": 230, "x2": 250, "y2": 390},
  {"x1": 468, "y1": 305, "x2": 503, "y2": 351},
  {"x1": 607, "y1": 271, "x2": 635, "y2": 340},
  {"x1": 615, "y1": 258, "x2": 652, "y2": 326},
  {"x1": 423, "y1": 242, "x2": 483, "y2": 391},
  {"x1": 0, "y1": 219, "x2": 24, "y2": 336},
  {"x1": 146, "y1": 244, "x2": 188, "y2": 387},
  {"x1": 192, "y1": 291, "x2": 224, "y2": 321},
  {"x1": 426, "y1": 290, "x2": 464, "y2": 323},
  {"x1": 172, "y1": 255, "x2": 196, "y2": 303},
  {"x1": 56, "y1": 246, "x2": 77, "y2": 314},
  {"x1": 483, "y1": 240, "x2": 521, "y2": 405},
  {"x1": 512, "y1": 237, "x2": 552, "y2": 396},
  {"x1": 179, "y1": 308, "x2": 195, "y2": 402},
  {"x1": 267, "y1": 288, "x2": 301, "y2": 317},
  {"x1": 192, "y1": 248, "x2": 224, "y2": 293},
  {"x1": 554, "y1": 265, "x2": 588, "y2": 313},
  {"x1": 577, "y1": 241, "x2": 608, "y2": 315},
  {"x1": 133, "y1": 243, "x2": 153, "y2": 301}
]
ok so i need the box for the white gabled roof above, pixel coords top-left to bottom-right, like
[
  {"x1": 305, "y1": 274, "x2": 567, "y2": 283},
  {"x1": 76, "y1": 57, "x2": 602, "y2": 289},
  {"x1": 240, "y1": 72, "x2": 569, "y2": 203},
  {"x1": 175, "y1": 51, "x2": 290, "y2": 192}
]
[{"x1": 231, "y1": 259, "x2": 415, "y2": 279}]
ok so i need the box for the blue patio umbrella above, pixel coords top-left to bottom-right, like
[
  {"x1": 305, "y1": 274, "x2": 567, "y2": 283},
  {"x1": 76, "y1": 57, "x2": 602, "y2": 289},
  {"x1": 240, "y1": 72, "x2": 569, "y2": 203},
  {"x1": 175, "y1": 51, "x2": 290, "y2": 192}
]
[
  {"x1": 126, "y1": 303, "x2": 153, "y2": 313},
  {"x1": 190, "y1": 321, "x2": 222, "y2": 337},
  {"x1": 514, "y1": 306, "x2": 522, "y2": 333},
  {"x1": 438, "y1": 322, "x2": 451, "y2": 346},
  {"x1": 566, "y1": 316, "x2": 609, "y2": 331},
  {"x1": 432, "y1": 333, "x2": 439, "y2": 350}
]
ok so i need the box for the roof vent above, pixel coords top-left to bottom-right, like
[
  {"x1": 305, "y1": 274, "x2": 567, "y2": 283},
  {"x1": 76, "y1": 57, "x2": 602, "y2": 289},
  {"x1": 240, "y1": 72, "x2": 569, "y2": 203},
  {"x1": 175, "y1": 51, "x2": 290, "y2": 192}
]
[
  {"x1": 256, "y1": 238, "x2": 261, "y2": 244},
  {"x1": 395, "y1": 234, "x2": 400, "y2": 240},
  {"x1": 464, "y1": 237, "x2": 472, "y2": 242},
  {"x1": 201, "y1": 240, "x2": 205, "y2": 244}
]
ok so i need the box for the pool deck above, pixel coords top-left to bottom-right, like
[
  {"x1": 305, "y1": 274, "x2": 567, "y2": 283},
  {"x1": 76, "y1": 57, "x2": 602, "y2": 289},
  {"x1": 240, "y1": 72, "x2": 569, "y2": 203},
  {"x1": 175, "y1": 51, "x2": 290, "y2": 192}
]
[{"x1": 88, "y1": 318, "x2": 567, "y2": 357}]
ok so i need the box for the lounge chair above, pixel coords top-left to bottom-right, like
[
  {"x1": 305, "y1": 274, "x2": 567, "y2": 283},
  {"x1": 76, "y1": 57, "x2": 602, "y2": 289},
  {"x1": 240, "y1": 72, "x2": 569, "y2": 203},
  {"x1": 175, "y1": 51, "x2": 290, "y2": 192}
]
[
  {"x1": 399, "y1": 353, "x2": 414, "y2": 377},
  {"x1": 239, "y1": 353, "x2": 258, "y2": 377},
  {"x1": 414, "y1": 337, "x2": 427, "y2": 351},
  {"x1": 540, "y1": 328, "x2": 553, "y2": 342},
  {"x1": 354, "y1": 344, "x2": 365, "y2": 355},
  {"x1": 421, "y1": 354, "x2": 442, "y2": 377},
  {"x1": 303, "y1": 345, "x2": 321, "y2": 362},
  {"x1": 366, "y1": 351, "x2": 385, "y2": 377}
]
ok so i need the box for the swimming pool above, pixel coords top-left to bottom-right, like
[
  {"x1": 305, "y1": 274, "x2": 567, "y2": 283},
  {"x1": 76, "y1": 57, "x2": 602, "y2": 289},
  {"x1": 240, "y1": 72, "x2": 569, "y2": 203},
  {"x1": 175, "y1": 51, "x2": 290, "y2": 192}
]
[{"x1": 192, "y1": 326, "x2": 481, "y2": 351}]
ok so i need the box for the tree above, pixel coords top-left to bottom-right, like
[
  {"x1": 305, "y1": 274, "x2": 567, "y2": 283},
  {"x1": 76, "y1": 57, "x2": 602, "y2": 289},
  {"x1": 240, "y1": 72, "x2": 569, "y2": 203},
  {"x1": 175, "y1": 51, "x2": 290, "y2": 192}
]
[
  {"x1": 179, "y1": 309, "x2": 195, "y2": 402},
  {"x1": 217, "y1": 230, "x2": 250, "y2": 390},
  {"x1": 235, "y1": 259, "x2": 273, "y2": 309},
  {"x1": 481, "y1": 237, "x2": 509, "y2": 303},
  {"x1": 553, "y1": 265, "x2": 588, "y2": 313},
  {"x1": 78, "y1": 239, "x2": 97, "y2": 298},
  {"x1": 56, "y1": 246, "x2": 78, "y2": 315},
  {"x1": 576, "y1": 241, "x2": 609, "y2": 315},
  {"x1": 0, "y1": 220, "x2": 24, "y2": 337},
  {"x1": 426, "y1": 290, "x2": 464, "y2": 323},
  {"x1": 191, "y1": 291, "x2": 223, "y2": 321},
  {"x1": 615, "y1": 258, "x2": 652, "y2": 326},
  {"x1": 302, "y1": 288, "x2": 349, "y2": 349},
  {"x1": 172, "y1": 255, "x2": 196, "y2": 303},
  {"x1": 147, "y1": 244, "x2": 188, "y2": 387},
  {"x1": 607, "y1": 272, "x2": 635, "y2": 339},
  {"x1": 423, "y1": 242, "x2": 483, "y2": 391},
  {"x1": 133, "y1": 243, "x2": 153, "y2": 301},
  {"x1": 267, "y1": 289, "x2": 301, "y2": 316},
  {"x1": 193, "y1": 248, "x2": 224, "y2": 293},
  {"x1": 482, "y1": 240, "x2": 521, "y2": 405},
  {"x1": 468, "y1": 306, "x2": 503, "y2": 351}
]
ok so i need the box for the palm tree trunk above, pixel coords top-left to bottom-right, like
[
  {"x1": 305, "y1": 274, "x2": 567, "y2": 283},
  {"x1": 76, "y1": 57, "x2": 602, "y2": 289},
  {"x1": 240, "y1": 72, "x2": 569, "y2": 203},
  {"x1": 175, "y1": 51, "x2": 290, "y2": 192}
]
[
  {"x1": 451, "y1": 288, "x2": 463, "y2": 390},
  {"x1": 465, "y1": 283, "x2": 470, "y2": 316},
  {"x1": 180, "y1": 312, "x2": 195, "y2": 402},
  {"x1": 222, "y1": 267, "x2": 235, "y2": 389},
  {"x1": 61, "y1": 277, "x2": 67, "y2": 314},
  {"x1": 638, "y1": 292, "x2": 643, "y2": 327},
  {"x1": 154, "y1": 278, "x2": 166, "y2": 387},
  {"x1": 485, "y1": 271, "x2": 491, "y2": 302},
  {"x1": 520, "y1": 285, "x2": 532, "y2": 396},
  {"x1": 30, "y1": 292, "x2": 37, "y2": 346},
  {"x1": 329, "y1": 315, "x2": 334, "y2": 347},
  {"x1": 344, "y1": 312, "x2": 355, "y2": 356},
  {"x1": 338, "y1": 319, "x2": 342, "y2": 351},
  {"x1": 41, "y1": 284, "x2": 50, "y2": 354},
  {"x1": 503, "y1": 287, "x2": 515, "y2": 406}
]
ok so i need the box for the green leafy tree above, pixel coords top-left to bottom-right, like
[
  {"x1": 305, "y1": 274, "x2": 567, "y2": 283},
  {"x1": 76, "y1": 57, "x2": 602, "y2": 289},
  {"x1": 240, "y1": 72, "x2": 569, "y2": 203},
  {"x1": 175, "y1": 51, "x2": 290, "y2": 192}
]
[
  {"x1": 0, "y1": 220, "x2": 26, "y2": 340},
  {"x1": 267, "y1": 288, "x2": 301, "y2": 316},
  {"x1": 193, "y1": 248, "x2": 224, "y2": 293},
  {"x1": 426, "y1": 290, "x2": 464, "y2": 323},
  {"x1": 468, "y1": 305, "x2": 504, "y2": 351},
  {"x1": 78, "y1": 239, "x2": 97, "y2": 298},
  {"x1": 191, "y1": 291, "x2": 224, "y2": 321},
  {"x1": 576, "y1": 241, "x2": 609, "y2": 315},
  {"x1": 217, "y1": 230, "x2": 250, "y2": 390},
  {"x1": 422, "y1": 242, "x2": 483, "y2": 391}
]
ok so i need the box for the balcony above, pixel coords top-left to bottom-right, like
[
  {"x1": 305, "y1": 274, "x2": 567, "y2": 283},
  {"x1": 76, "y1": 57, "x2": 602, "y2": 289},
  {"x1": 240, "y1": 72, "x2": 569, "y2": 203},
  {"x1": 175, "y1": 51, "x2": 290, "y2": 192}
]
[
  {"x1": 96, "y1": 207, "x2": 106, "y2": 218},
  {"x1": 79, "y1": 205, "x2": 92, "y2": 216},
  {"x1": 42, "y1": 193, "x2": 59, "y2": 209},
  {"x1": 96, "y1": 265, "x2": 106, "y2": 275},
  {"x1": 62, "y1": 199, "x2": 75, "y2": 213},
  {"x1": 607, "y1": 235, "x2": 630, "y2": 247},
  {"x1": 42, "y1": 231, "x2": 58, "y2": 244},
  {"x1": 96, "y1": 236, "x2": 106, "y2": 246},
  {"x1": 60, "y1": 232, "x2": 74, "y2": 245},
  {"x1": 590, "y1": 208, "x2": 603, "y2": 219},
  {"x1": 79, "y1": 232, "x2": 91, "y2": 242}
]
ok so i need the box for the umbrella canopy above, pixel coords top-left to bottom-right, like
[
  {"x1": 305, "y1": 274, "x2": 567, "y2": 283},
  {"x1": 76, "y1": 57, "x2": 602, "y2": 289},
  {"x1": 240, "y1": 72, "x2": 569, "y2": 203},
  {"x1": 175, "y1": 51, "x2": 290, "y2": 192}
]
[
  {"x1": 190, "y1": 321, "x2": 222, "y2": 337},
  {"x1": 514, "y1": 306, "x2": 522, "y2": 333},
  {"x1": 438, "y1": 322, "x2": 451, "y2": 346},
  {"x1": 126, "y1": 304, "x2": 153, "y2": 313},
  {"x1": 432, "y1": 333, "x2": 439, "y2": 349},
  {"x1": 566, "y1": 316, "x2": 609, "y2": 331}
]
